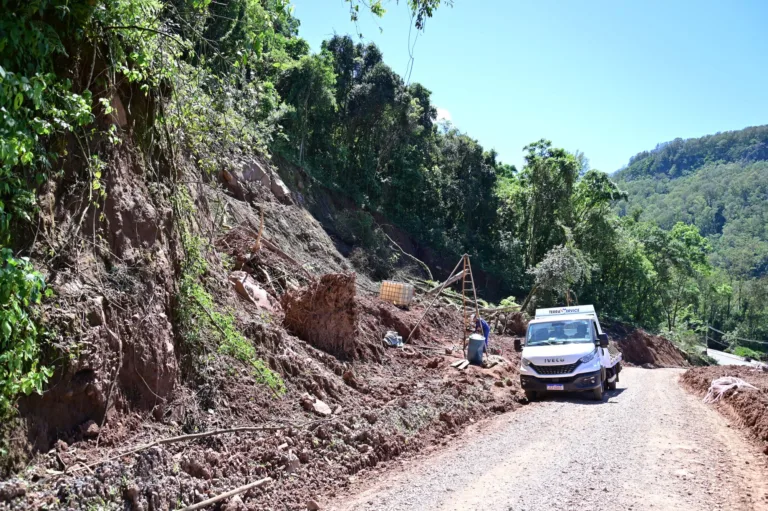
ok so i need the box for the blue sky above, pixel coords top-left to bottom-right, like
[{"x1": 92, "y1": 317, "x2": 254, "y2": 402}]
[{"x1": 290, "y1": 0, "x2": 768, "y2": 172}]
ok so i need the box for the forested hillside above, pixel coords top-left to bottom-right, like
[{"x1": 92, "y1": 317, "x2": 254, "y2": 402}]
[{"x1": 616, "y1": 127, "x2": 768, "y2": 354}]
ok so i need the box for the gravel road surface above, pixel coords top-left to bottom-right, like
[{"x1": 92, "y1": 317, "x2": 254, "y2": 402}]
[{"x1": 331, "y1": 368, "x2": 768, "y2": 511}]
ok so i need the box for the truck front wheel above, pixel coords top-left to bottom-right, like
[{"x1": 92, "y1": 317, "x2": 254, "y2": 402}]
[
  {"x1": 592, "y1": 382, "x2": 604, "y2": 401},
  {"x1": 525, "y1": 390, "x2": 538, "y2": 402}
]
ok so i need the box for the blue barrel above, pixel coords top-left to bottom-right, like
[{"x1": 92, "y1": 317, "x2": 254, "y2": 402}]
[{"x1": 467, "y1": 334, "x2": 486, "y2": 365}]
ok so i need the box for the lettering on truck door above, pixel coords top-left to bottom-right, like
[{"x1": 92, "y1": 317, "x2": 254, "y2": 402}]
[{"x1": 594, "y1": 320, "x2": 608, "y2": 365}]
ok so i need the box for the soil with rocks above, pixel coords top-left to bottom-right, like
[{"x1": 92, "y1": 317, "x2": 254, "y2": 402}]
[
  {"x1": 681, "y1": 365, "x2": 768, "y2": 455},
  {"x1": 606, "y1": 323, "x2": 689, "y2": 367},
  {"x1": 2, "y1": 289, "x2": 525, "y2": 511},
  {"x1": 0, "y1": 126, "x2": 531, "y2": 511}
]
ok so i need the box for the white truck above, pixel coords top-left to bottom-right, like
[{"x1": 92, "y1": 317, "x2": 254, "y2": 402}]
[{"x1": 514, "y1": 305, "x2": 622, "y2": 401}]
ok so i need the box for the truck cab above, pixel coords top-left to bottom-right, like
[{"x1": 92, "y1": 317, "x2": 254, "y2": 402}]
[{"x1": 515, "y1": 305, "x2": 622, "y2": 401}]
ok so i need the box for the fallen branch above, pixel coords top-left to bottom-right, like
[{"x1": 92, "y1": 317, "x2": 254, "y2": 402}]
[
  {"x1": 177, "y1": 478, "x2": 272, "y2": 511},
  {"x1": 379, "y1": 228, "x2": 433, "y2": 280},
  {"x1": 251, "y1": 205, "x2": 264, "y2": 253},
  {"x1": 426, "y1": 270, "x2": 465, "y2": 294},
  {"x1": 69, "y1": 420, "x2": 333, "y2": 474}
]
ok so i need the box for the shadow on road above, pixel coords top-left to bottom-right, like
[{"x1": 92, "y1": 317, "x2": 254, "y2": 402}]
[{"x1": 535, "y1": 387, "x2": 626, "y2": 405}]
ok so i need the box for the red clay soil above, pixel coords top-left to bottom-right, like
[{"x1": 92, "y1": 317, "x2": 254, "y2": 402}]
[
  {"x1": 681, "y1": 366, "x2": 768, "y2": 455},
  {"x1": 2, "y1": 292, "x2": 525, "y2": 511},
  {"x1": 607, "y1": 323, "x2": 689, "y2": 367},
  {"x1": 281, "y1": 273, "x2": 371, "y2": 360}
]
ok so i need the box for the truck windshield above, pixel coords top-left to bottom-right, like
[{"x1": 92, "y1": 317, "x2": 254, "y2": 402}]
[{"x1": 527, "y1": 320, "x2": 593, "y2": 346}]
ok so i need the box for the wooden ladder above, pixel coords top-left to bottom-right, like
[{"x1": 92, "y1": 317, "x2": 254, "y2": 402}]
[{"x1": 461, "y1": 254, "x2": 480, "y2": 357}]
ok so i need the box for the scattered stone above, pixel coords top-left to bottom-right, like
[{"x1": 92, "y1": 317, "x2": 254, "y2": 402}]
[
  {"x1": 56, "y1": 439, "x2": 69, "y2": 452},
  {"x1": 285, "y1": 451, "x2": 300, "y2": 474},
  {"x1": 306, "y1": 499, "x2": 321, "y2": 510},
  {"x1": 222, "y1": 495, "x2": 247, "y2": 511},
  {"x1": 333, "y1": 405, "x2": 343, "y2": 415},
  {"x1": 81, "y1": 420, "x2": 100, "y2": 438},
  {"x1": 86, "y1": 296, "x2": 105, "y2": 326},
  {"x1": 313, "y1": 399, "x2": 332, "y2": 416},
  {"x1": 271, "y1": 176, "x2": 292, "y2": 202},
  {"x1": 124, "y1": 485, "x2": 139, "y2": 502},
  {"x1": 445, "y1": 347, "x2": 453, "y2": 355},
  {"x1": 426, "y1": 357, "x2": 441, "y2": 369},
  {"x1": 342, "y1": 370, "x2": 359, "y2": 388},
  {"x1": 0, "y1": 480, "x2": 27, "y2": 502},
  {"x1": 494, "y1": 380, "x2": 505, "y2": 387},
  {"x1": 182, "y1": 458, "x2": 211, "y2": 480}
]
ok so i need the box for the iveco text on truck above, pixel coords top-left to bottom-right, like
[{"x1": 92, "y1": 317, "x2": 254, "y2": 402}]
[{"x1": 514, "y1": 305, "x2": 622, "y2": 401}]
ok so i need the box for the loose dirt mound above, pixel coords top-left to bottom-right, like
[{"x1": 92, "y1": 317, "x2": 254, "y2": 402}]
[
  {"x1": 608, "y1": 324, "x2": 689, "y2": 367},
  {"x1": 681, "y1": 366, "x2": 768, "y2": 454},
  {"x1": 281, "y1": 273, "x2": 364, "y2": 359}
]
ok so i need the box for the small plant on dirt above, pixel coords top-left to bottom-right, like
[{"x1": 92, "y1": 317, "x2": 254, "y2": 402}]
[{"x1": 174, "y1": 190, "x2": 284, "y2": 394}]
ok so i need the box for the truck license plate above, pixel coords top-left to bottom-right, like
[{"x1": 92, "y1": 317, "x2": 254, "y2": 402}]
[{"x1": 547, "y1": 384, "x2": 564, "y2": 391}]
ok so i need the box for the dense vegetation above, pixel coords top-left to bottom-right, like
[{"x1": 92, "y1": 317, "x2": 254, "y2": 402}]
[
  {"x1": 273, "y1": 31, "x2": 730, "y2": 362},
  {"x1": 617, "y1": 127, "x2": 768, "y2": 356},
  {"x1": 1, "y1": 0, "x2": 765, "y2": 419}
]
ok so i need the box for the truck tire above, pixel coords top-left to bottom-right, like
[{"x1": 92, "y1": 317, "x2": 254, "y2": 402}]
[
  {"x1": 525, "y1": 390, "x2": 538, "y2": 402},
  {"x1": 592, "y1": 382, "x2": 604, "y2": 401},
  {"x1": 607, "y1": 372, "x2": 617, "y2": 390}
]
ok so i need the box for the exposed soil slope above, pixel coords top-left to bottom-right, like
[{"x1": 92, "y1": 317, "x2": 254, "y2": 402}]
[
  {"x1": 607, "y1": 323, "x2": 689, "y2": 367},
  {"x1": 1, "y1": 149, "x2": 528, "y2": 510},
  {"x1": 681, "y1": 366, "x2": 768, "y2": 455}
]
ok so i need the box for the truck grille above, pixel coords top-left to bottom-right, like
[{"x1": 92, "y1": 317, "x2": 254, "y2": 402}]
[{"x1": 530, "y1": 361, "x2": 580, "y2": 375}]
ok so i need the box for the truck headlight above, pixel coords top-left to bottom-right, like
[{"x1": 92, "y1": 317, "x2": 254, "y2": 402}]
[
  {"x1": 579, "y1": 350, "x2": 597, "y2": 364},
  {"x1": 521, "y1": 357, "x2": 532, "y2": 367}
]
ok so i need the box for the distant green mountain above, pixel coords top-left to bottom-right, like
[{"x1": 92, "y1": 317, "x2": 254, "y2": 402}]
[
  {"x1": 616, "y1": 126, "x2": 768, "y2": 278},
  {"x1": 617, "y1": 125, "x2": 768, "y2": 181}
]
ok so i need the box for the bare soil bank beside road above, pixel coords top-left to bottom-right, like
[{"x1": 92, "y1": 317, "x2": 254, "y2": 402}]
[{"x1": 682, "y1": 366, "x2": 768, "y2": 456}]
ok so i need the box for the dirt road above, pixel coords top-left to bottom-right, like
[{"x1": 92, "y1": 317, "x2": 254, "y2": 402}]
[{"x1": 331, "y1": 368, "x2": 768, "y2": 511}]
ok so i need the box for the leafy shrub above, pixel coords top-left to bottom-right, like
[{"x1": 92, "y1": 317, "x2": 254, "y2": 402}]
[
  {"x1": 0, "y1": 249, "x2": 52, "y2": 417},
  {"x1": 732, "y1": 346, "x2": 763, "y2": 360},
  {"x1": 174, "y1": 192, "x2": 284, "y2": 394}
]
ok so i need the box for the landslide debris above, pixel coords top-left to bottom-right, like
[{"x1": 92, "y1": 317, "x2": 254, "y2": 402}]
[
  {"x1": 3, "y1": 148, "x2": 527, "y2": 511},
  {"x1": 281, "y1": 273, "x2": 370, "y2": 360},
  {"x1": 681, "y1": 366, "x2": 768, "y2": 455},
  {"x1": 607, "y1": 323, "x2": 689, "y2": 367}
]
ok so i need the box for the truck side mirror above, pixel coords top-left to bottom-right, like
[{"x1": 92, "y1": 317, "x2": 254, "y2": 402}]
[
  {"x1": 598, "y1": 333, "x2": 609, "y2": 348},
  {"x1": 514, "y1": 338, "x2": 523, "y2": 352}
]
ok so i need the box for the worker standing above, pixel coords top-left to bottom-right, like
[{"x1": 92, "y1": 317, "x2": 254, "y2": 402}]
[{"x1": 471, "y1": 314, "x2": 491, "y2": 349}]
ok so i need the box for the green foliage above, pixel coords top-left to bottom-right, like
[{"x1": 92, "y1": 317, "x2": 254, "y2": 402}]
[
  {"x1": 0, "y1": 249, "x2": 52, "y2": 417},
  {"x1": 175, "y1": 192, "x2": 284, "y2": 394},
  {"x1": 732, "y1": 346, "x2": 762, "y2": 360},
  {"x1": 617, "y1": 125, "x2": 768, "y2": 349},
  {"x1": 617, "y1": 125, "x2": 768, "y2": 181},
  {"x1": 528, "y1": 244, "x2": 592, "y2": 301},
  {"x1": 344, "y1": 0, "x2": 451, "y2": 31}
]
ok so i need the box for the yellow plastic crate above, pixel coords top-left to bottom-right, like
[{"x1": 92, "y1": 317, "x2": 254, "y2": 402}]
[{"x1": 379, "y1": 281, "x2": 415, "y2": 306}]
